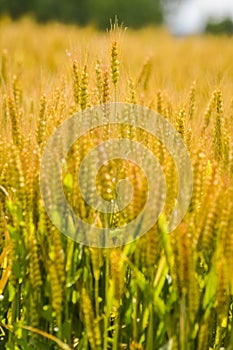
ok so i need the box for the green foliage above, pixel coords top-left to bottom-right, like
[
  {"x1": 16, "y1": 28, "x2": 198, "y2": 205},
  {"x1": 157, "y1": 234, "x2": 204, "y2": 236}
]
[
  {"x1": 205, "y1": 17, "x2": 233, "y2": 35},
  {"x1": 0, "y1": 0, "x2": 31, "y2": 19},
  {"x1": 0, "y1": 0, "x2": 163, "y2": 28}
]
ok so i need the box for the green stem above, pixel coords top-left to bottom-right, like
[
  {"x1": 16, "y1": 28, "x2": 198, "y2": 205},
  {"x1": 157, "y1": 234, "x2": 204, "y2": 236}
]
[
  {"x1": 112, "y1": 314, "x2": 119, "y2": 350},
  {"x1": 133, "y1": 287, "x2": 138, "y2": 342},
  {"x1": 180, "y1": 295, "x2": 187, "y2": 350},
  {"x1": 146, "y1": 303, "x2": 153, "y2": 350},
  {"x1": 95, "y1": 277, "x2": 99, "y2": 318},
  {"x1": 103, "y1": 249, "x2": 110, "y2": 350}
]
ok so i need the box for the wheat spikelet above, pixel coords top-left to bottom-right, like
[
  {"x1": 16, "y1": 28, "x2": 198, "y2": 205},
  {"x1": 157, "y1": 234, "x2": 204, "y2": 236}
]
[
  {"x1": 110, "y1": 248, "x2": 124, "y2": 303},
  {"x1": 81, "y1": 288, "x2": 96, "y2": 350},
  {"x1": 49, "y1": 262, "x2": 63, "y2": 318},
  {"x1": 197, "y1": 185, "x2": 222, "y2": 271},
  {"x1": 189, "y1": 148, "x2": 207, "y2": 214},
  {"x1": 36, "y1": 94, "x2": 47, "y2": 147},
  {"x1": 126, "y1": 163, "x2": 146, "y2": 225},
  {"x1": 126, "y1": 78, "x2": 137, "y2": 104},
  {"x1": 12, "y1": 74, "x2": 22, "y2": 110},
  {"x1": 215, "y1": 254, "x2": 229, "y2": 318},
  {"x1": 53, "y1": 86, "x2": 61, "y2": 111},
  {"x1": 144, "y1": 226, "x2": 161, "y2": 269},
  {"x1": 138, "y1": 235, "x2": 148, "y2": 270},
  {"x1": 59, "y1": 85, "x2": 66, "y2": 119},
  {"x1": 102, "y1": 69, "x2": 110, "y2": 104},
  {"x1": 111, "y1": 41, "x2": 119, "y2": 88},
  {"x1": 89, "y1": 246, "x2": 103, "y2": 281},
  {"x1": 8, "y1": 96, "x2": 21, "y2": 147},
  {"x1": 187, "y1": 245, "x2": 200, "y2": 324},
  {"x1": 51, "y1": 227, "x2": 65, "y2": 284},
  {"x1": 176, "y1": 106, "x2": 186, "y2": 139},
  {"x1": 187, "y1": 81, "x2": 196, "y2": 120},
  {"x1": 79, "y1": 64, "x2": 89, "y2": 110},
  {"x1": 162, "y1": 152, "x2": 177, "y2": 218},
  {"x1": 9, "y1": 144, "x2": 26, "y2": 210},
  {"x1": 23, "y1": 142, "x2": 40, "y2": 223},
  {"x1": 156, "y1": 89, "x2": 165, "y2": 116},
  {"x1": 193, "y1": 160, "x2": 217, "y2": 246},
  {"x1": 137, "y1": 56, "x2": 152, "y2": 91},
  {"x1": 95, "y1": 60, "x2": 103, "y2": 103},
  {"x1": 28, "y1": 232, "x2": 42, "y2": 291},
  {"x1": 213, "y1": 89, "x2": 223, "y2": 161},
  {"x1": 73, "y1": 59, "x2": 79, "y2": 107},
  {"x1": 52, "y1": 86, "x2": 65, "y2": 126},
  {"x1": 29, "y1": 293, "x2": 40, "y2": 328},
  {"x1": 2, "y1": 93, "x2": 9, "y2": 125},
  {"x1": 202, "y1": 90, "x2": 215, "y2": 132}
]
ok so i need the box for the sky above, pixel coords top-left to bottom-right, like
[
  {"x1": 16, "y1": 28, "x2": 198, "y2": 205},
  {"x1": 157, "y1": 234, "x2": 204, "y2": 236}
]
[{"x1": 166, "y1": 0, "x2": 233, "y2": 35}]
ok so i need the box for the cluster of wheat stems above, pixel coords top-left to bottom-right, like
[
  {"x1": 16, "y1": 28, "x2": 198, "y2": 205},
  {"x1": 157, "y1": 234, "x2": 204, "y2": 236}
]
[{"x1": 0, "y1": 19, "x2": 233, "y2": 350}]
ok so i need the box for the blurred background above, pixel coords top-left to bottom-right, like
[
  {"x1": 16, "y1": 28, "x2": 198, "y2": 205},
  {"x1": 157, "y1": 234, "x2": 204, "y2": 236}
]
[{"x1": 0, "y1": 0, "x2": 233, "y2": 35}]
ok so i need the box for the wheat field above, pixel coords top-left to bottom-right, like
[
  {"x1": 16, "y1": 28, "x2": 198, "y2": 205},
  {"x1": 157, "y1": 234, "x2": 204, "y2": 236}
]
[{"x1": 0, "y1": 18, "x2": 233, "y2": 350}]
